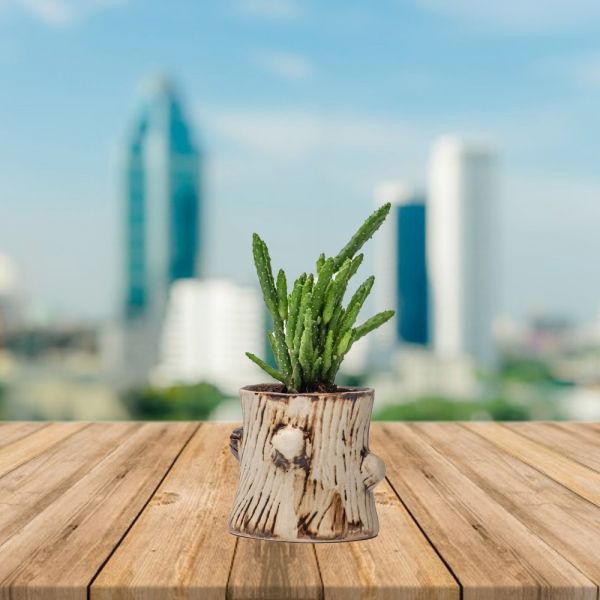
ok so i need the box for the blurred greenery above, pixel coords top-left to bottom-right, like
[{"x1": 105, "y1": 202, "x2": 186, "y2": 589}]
[
  {"x1": 499, "y1": 357, "x2": 563, "y2": 384},
  {"x1": 109, "y1": 356, "x2": 571, "y2": 422},
  {"x1": 337, "y1": 372, "x2": 370, "y2": 389},
  {"x1": 373, "y1": 395, "x2": 530, "y2": 421},
  {"x1": 371, "y1": 352, "x2": 577, "y2": 422},
  {"x1": 121, "y1": 382, "x2": 226, "y2": 420}
]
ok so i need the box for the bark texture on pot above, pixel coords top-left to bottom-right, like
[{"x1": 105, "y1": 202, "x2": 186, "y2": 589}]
[{"x1": 228, "y1": 385, "x2": 385, "y2": 543}]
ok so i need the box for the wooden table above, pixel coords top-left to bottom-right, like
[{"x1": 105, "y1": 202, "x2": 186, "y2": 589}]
[{"x1": 0, "y1": 422, "x2": 599, "y2": 599}]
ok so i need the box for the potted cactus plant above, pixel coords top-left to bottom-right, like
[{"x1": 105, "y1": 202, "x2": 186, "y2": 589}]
[{"x1": 228, "y1": 203, "x2": 394, "y2": 542}]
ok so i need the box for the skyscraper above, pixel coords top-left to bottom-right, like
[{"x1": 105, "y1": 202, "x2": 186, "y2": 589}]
[
  {"x1": 374, "y1": 183, "x2": 429, "y2": 349},
  {"x1": 120, "y1": 75, "x2": 201, "y2": 381},
  {"x1": 427, "y1": 136, "x2": 497, "y2": 368}
]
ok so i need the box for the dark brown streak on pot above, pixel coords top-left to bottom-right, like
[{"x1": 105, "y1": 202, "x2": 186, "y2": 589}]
[
  {"x1": 229, "y1": 427, "x2": 243, "y2": 461},
  {"x1": 297, "y1": 511, "x2": 319, "y2": 537},
  {"x1": 272, "y1": 421, "x2": 288, "y2": 435},
  {"x1": 252, "y1": 490, "x2": 272, "y2": 534},
  {"x1": 272, "y1": 449, "x2": 290, "y2": 471},
  {"x1": 293, "y1": 454, "x2": 310, "y2": 475},
  {"x1": 266, "y1": 503, "x2": 280, "y2": 535},
  {"x1": 242, "y1": 489, "x2": 262, "y2": 529},
  {"x1": 315, "y1": 494, "x2": 337, "y2": 533},
  {"x1": 331, "y1": 492, "x2": 347, "y2": 535}
]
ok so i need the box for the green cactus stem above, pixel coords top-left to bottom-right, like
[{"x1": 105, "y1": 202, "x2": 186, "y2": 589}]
[
  {"x1": 332, "y1": 203, "x2": 391, "y2": 269},
  {"x1": 246, "y1": 203, "x2": 394, "y2": 392}
]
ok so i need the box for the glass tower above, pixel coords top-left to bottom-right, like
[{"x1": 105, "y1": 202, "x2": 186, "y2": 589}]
[
  {"x1": 395, "y1": 200, "x2": 429, "y2": 345},
  {"x1": 123, "y1": 75, "x2": 201, "y2": 322},
  {"x1": 120, "y1": 75, "x2": 201, "y2": 382}
]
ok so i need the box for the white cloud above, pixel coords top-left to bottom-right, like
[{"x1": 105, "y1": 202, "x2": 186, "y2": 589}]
[
  {"x1": 235, "y1": 0, "x2": 301, "y2": 20},
  {"x1": 197, "y1": 106, "x2": 432, "y2": 200},
  {"x1": 200, "y1": 104, "x2": 585, "y2": 171},
  {"x1": 1, "y1": 0, "x2": 126, "y2": 26},
  {"x1": 201, "y1": 107, "x2": 427, "y2": 160},
  {"x1": 413, "y1": 0, "x2": 600, "y2": 32},
  {"x1": 253, "y1": 50, "x2": 314, "y2": 81}
]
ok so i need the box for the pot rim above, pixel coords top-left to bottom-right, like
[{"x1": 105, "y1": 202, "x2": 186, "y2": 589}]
[{"x1": 240, "y1": 383, "x2": 373, "y2": 398}]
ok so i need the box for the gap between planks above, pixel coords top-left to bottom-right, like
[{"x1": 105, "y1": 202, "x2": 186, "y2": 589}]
[
  {"x1": 91, "y1": 423, "x2": 459, "y2": 600},
  {"x1": 375, "y1": 423, "x2": 597, "y2": 600},
  {"x1": 383, "y1": 472, "x2": 464, "y2": 598},
  {"x1": 464, "y1": 422, "x2": 600, "y2": 509},
  {"x1": 0, "y1": 422, "x2": 199, "y2": 600},
  {"x1": 501, "y1": 422, "x2": 600, "y2": 473},
  {"x1": 0, "y1": 422, "x2": 51, "y2": 450},
  {"x1": 0, "y1": 421, "x2": 92, "y2": 480},
  {"x1": 424, "y1": 423, "x2": 600, "y2": 597},
  {"x1": 86, "y1": 422, "x2": 202, "y2": 599}
]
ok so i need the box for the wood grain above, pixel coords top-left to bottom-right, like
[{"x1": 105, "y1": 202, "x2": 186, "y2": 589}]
[
  {"x1": 0, "y1": 421, "x2": 599, "y2": 599},
  {"x1": 504, "y1": 422, "x2": 600, "y2": 473},
  {"x1": 92, "y1": 423, "x2": 237, "y2": 600},
  {"x1": 228, "y1": 539, "x2": 323, "y2": 600},
  {"x1": 416, "y1": 423, "x2": 600, "y2": 588},
  {"x1": 374, "y1": 423, "x2": 597, "y2": 600},
  {"x1": 465, "y1": 422, "x2": 600, "y2": 506},
  {"x1": 315, "y1": 478, "x2": 459, "y2": 600},
  {"x1": 0, "y1": 422, "x2": 48, "y2": 449},
  {"x1": 0, "y1": 422, "x2": 140, "y2": 545},
  {"x1": 0, "y1": 422, "x2": 196, "y2": 600},
  {"x1": 0, "y1": 422, "x2": 88, "y2": 478}
]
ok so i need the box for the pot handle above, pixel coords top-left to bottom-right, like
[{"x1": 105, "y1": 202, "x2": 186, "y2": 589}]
[
  {"x1": 229, "y1": 426, "x2": 243, "y2": 462},
  {"x1": 361, "y1": 452, "x2": 386, "y2": 490}
]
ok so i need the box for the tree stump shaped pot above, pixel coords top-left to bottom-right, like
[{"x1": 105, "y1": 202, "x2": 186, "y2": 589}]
[{"x1": 228, "y1": 384, "x2": 385, "y2": 543}]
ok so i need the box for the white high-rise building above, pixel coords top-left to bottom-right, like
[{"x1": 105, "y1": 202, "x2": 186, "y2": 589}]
[
  {"x1": 155, "y1": 279, "x2": 264, "y2": 394},
  {"x1": 427, "y1": 136, "x2": 498, "y2": 368}
]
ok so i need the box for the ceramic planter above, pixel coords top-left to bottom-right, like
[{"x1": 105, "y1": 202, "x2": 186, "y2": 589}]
[{"x1": 228, "y1": 384, "x2": 385, "y2": 543}]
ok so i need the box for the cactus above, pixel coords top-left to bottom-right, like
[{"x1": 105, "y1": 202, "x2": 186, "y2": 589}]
[{"x1": 246, "y1": 203, "x2": 395, "y2": 393}]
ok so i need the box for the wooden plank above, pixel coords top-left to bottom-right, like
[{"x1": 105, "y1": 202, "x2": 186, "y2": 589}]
[
  {"x1": 374, "y1": 423, "x2": 596, "y2": 600},
  {"x1": 0, "y1": 422, "x2": 49, "y2": 449},
  {"x1": 0, "y1": 422, "x2": 141, "y2": 545},
  {"x1": 504, "y1": 422, "x2": 600, "y2": 473},
  {"x1": 0, "y1": 422, "x2": 196, "y2": 600},
  {"x1": 465, "y1": 422, "x2": 600, "y2": 507},
  {"x1": 92, "y1": 423, "x2": 237, "y2": 600},
  {"x1": 0, "y1": 422, "x2": 88, "y2": 478},
  {"x1": 315, "y1": 478, "x2": 459, "y2": 600},
  {"x1": 228, "y1": 539, "x2": 323, "y2": 600},
  {"x1": 414, "y1": 423, "x2": 600, "y2": 588}
]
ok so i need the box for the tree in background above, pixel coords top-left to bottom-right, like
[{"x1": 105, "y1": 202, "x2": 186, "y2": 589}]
[
  {"x1": 122, "y1": 382, "x2": 226, "y2": 420},
  {"x1": 374, "y1": 396, "x2": 531, "y2": 422}
]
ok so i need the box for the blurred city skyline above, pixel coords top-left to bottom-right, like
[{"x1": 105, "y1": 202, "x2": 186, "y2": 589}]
[{"x1": 2, "y1": 0, "x2": 600, "y2": 323}]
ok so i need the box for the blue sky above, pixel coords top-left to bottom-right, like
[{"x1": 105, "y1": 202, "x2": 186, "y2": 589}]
[{"x1": 1, "y1": 0, "x2": 599, "y2": 322}]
